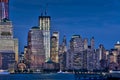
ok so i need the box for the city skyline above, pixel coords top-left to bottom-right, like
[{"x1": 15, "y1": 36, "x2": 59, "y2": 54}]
[{"x1": 10, "y1": 0, "x2": 120, "y2": 52}]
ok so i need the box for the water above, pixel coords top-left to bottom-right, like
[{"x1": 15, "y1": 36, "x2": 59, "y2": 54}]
[
  {"x1": 0, "y1": 73, "x2": 109, "y2": 80},
  {"x1": 0, "y1": 73, "x2": 75, "y2": 80}
]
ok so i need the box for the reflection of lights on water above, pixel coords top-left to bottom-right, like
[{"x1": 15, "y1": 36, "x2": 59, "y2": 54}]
[
  {"x1": 102, "y1": 72, "x2": 106, "y2": 76},
  {"x1": 0, "y1": 69, "x2": 4, "y2": 72},
  {"x1": 109, "y1": 70, "x2": 120, "y2": 73},
  {"x1": 109, "y1": 70, "x2": 112, "y2": 73}
]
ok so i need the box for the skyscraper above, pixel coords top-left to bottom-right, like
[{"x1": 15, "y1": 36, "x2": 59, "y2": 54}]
[
  {"x1": 50, "y1": 32, "x2": 59, "y2": 63},
  {"x1": 59, "y1": 35, "x2": 67, "y2": 71},
  {"x1": 86, "y1": 46, "x2": 96, "y2": 71},
  {"x1": 70, "y1": 35, "x2": 84, "y2": 70},
  {"x1": 52, "y1": 32, "x2": 59, "y2": 52},
  {"x1": 98, "y1": 44, "x2": 108, "y2": 70},
  {"x1": 0, "y1": 0, "x2": 18, "y2": 70},
  {"x1": 27, "y1": 27, "x2": 45, "y2": 71},
  {"x1": 0, "y1": 0, "x2": 9, "y2": 20},
  {"x1": 39, "y1": 16, "x2": 50, "y2": 61},
  {"x1": 90, "y1": 37, "x2": 95, "y2": 49},
  {"x1": 114, "y1": 41, "x2": 120, "y2": 51},
  {"x1": 83, "y1": 38, "x2": 88, "y2": 50}
]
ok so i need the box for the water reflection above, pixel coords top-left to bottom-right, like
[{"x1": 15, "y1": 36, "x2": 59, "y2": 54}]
[{"x1": 0, "y1": 73, "x2": 75, "y2": 80}]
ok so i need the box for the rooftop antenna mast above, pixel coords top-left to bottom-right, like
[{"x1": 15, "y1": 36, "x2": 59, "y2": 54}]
[
  {"x1": 40, "y1": 5, "x2": 43, "y2": 16},
  {"x1": 45, "y1": 3, "x2": 48, "y2": 16}
]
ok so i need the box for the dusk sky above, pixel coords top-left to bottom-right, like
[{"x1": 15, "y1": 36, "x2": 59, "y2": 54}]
[{"x1": 9, "y1": 0, "x2": 120, "y2": 52}]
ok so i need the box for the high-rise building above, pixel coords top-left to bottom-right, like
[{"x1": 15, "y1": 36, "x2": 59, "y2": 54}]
[
  {"x1": 86, "y1": 46, "x2": 96, "y2": 71},
  {"x1": 98, "y1": 44, "x2": 106, "y2": 60},
  {"x1": 110, "y1": 49, "x2": 118, "y2": 63},
  {"x1": 83, "y1": 38, "x2": 88, "y2": 50},
  {"x1": 24, "y1": 46, "x2": 28, "y2": 61},
  {"x1": 66, "y1": 49, "x2": 73, "y2": 70},
  {"x1": 50, "y1": 32, "x2": 59, "y2": 63},
  {"x1": 97, "y1": 44, "x2": 108, "y2": 70},
  {"x1": 0, "y1": 20, "x2": 18, "y2": 69},
  {"x1": 67, "y1": 35, "x2": 97, "y2": 71},
  {"x1": 95, "y1": 49, "x2": 101, "y2": 70},
  {"x1": 70, "y1": 35, "x2": 84, "y2": 70},
  {"x1": 59, "y1": 35, "x2": 67, "y2": 71},
  {"x1": 90, "y1": 37, "x2": 95, "y2": 49},
  {"x1": 52, "y1": 32, "x2": 59, "y2": 52},
  {"x1": 27, "y1": 27, "x2": 45, "y2": 71},
  {"x1": 0, "y1": 0, "x2": 9, "y2": 21},
  {"x1": 114, "y1": 41, "x2": 120, "y2": 51},
  {"x1": 23, "y1": 46, "x2": 30, "y2": 68},
  {"x1": 0, "y1": 0, "x2": 18, "y2": 70},
  {"x1": 39, "y1": 16, "x2": 50, "y2": 61},
  {"x1": 117, "y1": 55, "x2": 120, "y2": 70},
  {"x1": 108, "y1": 53, "x2": 118, "y2": 70}
]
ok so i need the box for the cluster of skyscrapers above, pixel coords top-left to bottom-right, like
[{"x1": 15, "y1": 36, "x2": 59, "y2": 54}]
[
  {"x1": 0, "y1": 0, "x2": 120, "y2": 73},
  {"x1": 65, "y1": 36, "x2": 120, "y2": 71},
  {"x1": 23, "y1": 14, "x2": 120, "y2": 72}
]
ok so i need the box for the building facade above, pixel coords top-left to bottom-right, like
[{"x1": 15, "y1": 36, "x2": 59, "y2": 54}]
[
  {"x1": 50, "y1": 32, "x2": 59, "y2": 63},
  {"x1": 59, "y1": 36, "x2": 67, "y2": 71},
  {"x1": 0, "y1": 0, "x2": 18, "y2": 70},
  {"x1": 86, "y1": 46, "x2": 96, "y2": 71},
  {"x1": 39, "y1": 16, "x2": 50, "y2": 61},
  {"x1": 69, "y1": 35, "x2": 84, "y2": 70},
  {"x1": 27, "y1": 27, "x2": 45, "y2": 71},
  {"x1": 66, "y1": 35, "x2": 97, "y2": 71}
]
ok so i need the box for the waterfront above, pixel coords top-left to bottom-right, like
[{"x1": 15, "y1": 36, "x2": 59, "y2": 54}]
[
  {"x1": 0, "y1": 72, "x2": 119, "y2": 80},
  {"x1": 0, "y1": 73, "x2": 75, "y2": 80},
  {"x1": 0, "y1": 73, "x2": 113, "y2": 80}
]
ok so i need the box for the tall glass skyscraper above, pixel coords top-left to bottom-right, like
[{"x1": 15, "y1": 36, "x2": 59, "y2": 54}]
[
  {"x1": 39, "y1": 16, "x2": 50, "y2": 61},
  {"x1": 0, "y1": 0, "x2": 9, "y2": 20}
]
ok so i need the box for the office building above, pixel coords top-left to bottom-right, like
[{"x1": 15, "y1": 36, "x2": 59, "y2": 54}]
[
  {"x1": 0, "y1": 0, "x2": 18, "y2": 70},
  {"x1": 70, "y1": 35, "x2": 84, "y2": 70},
  {"x1": 39, "y1": 15, "x2": 50, "y2": 61},
  {"x1": 27, "y1": 27, "x2": 45, "y2": 71},
  {"x1": 114, "y1": 41, "x2": 120, "y2": 51},
  {"x1": 83, "y1": 38, "x2": 88, "y2": 50},
  {"x1": 110, "y1": 49, "x2": 118, "y2": 63},
  {"x1": 86, "y1": 46, "x2": 96, "y2": 71},
  {"x1": 108, "y1": 53, "x2": 118, "y2": 70},
  {"x1": 66, "y1": 49, "x2": 74, "y2": 70},
  {"x1": 24, "y1": 46, "x2": 28, "y2": 62},
  {"x1": 50, "y1": 32, "x2": 59, "y2": 63},
  {"x1": 59, "y1": 35, "x2": 67, "y2": 71}
]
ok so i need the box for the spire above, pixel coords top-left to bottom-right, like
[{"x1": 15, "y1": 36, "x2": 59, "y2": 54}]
[
  {"x1": 90, "y1": 36, "x2": 95, "y2": 49},
  {"x1": 62, "y1": 35, "x2": 67, "y2": 46},
  {"x1": 0, "y1": 0, "x2": 9, "y2": 20},
  {"x1": 45, "y1": 3, "x2": 48, "y2": 16},
  {"x1": 41, "y1": 13, "x2": 43, "y2": 16}
]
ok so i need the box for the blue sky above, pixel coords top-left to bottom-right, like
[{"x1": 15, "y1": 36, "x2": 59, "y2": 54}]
[{"x1": 9, "y1": 0, "x2": 120, "y2": 52}]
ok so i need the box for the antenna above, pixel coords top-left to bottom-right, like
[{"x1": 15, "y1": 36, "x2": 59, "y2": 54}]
[
  {"x1": 45, "y1": 3, "x2": 48, "y2": 16},
  {"x1": 41, "y1": 12, "x2": 43, "y2": 16},
  {"x1": 39, "y1": 4, "x2": 43, "y2": 16}
]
